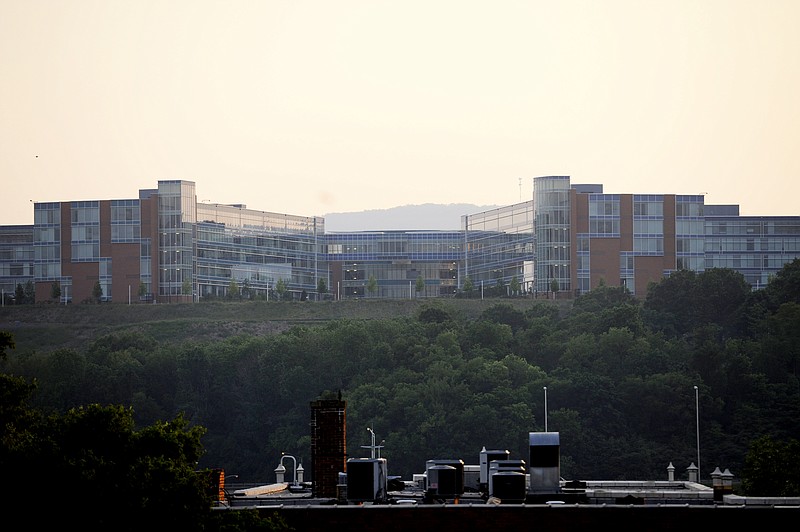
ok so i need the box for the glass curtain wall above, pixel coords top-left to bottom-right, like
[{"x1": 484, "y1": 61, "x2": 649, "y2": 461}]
[
  {"x1": 323, "y1": 231, "x2": 462, "y2": 299},
  {"x1": 705, "y1": 216, "x2": 800, "y2": 289},
  {"x1": 157, "y1": 181, "x2": 196, "y2": 302},
  {"x1": 33, "y1": 203, "x2": 64, "y2": 299},
  {"x1": 534, "y1": 176, "x2": 571, "y2": 294},
  {"x1": 463, "y1": 202, "x2": 534, "y2": 296},
  {"x1": 195, "y1": 202, "x2": 323, "y2": 300},
  {"x1": 675, "y1": 196, "x2": 705, "y2": 272},
  {"x1": 0, "y1": 225, "x2": 34, "y2": 300}
]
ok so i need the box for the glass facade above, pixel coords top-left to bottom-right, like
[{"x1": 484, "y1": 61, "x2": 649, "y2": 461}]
[
  {"x1": 2, "y1": 178, "x2": 797, "y2": 304},
  {"x1": 70, "y1": 201, "x2": 100, "y2": 262},
  {"x1": 0, "y1": 225, "x2": 34, "y2": 299},
  {"x1": 32, "y1": 202, "x2": 62, "y2": 282},
  {"x1": 675, "y1": 196, "x2": 706, "y2": 272},
  {"x1": 463, "y1": 202, "x2": 534, "y2": 296},
  {"x1": 195, "y1": 200, "x2": 323, "y2": 300},
  {"x1": 111, "y1": 199, "x2": 141, "y2": 243},
  {"x1": 323, "y1": 231, "x2": 463, "y2": 299},
  {"x1": 705, "y1": 216, "x2": 800, "y2": 289},
  {"x1": 534, "y1": 176, "x2": 571, "y2": 293},
  {"x1": 157, "y1": 181, "x2": 196, "y2": 302}
]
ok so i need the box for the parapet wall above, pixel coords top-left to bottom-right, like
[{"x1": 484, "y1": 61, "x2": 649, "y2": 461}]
[{"x1": 259, "y1": 503, "x2": 800, "y2": 532}]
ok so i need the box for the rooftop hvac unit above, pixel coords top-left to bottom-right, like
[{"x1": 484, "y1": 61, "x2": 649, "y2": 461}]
[
  {"x1": 425, "y1": 459, "x2": 465, "y2": 496},
  {"x1": 529, "y1": 432, "x2": 560, "y2": 494},
  {"x1": 490, "y1": 471, "x2": 527, "y2": 503},
  {"x1": 488, "y1": 459, "x2": 526, "y2": 497},
  {"x1": 426, "y1": 465, "x2": 459, "y2": 498},
  {"x1": 346, "y1": 458, "x2": 388, "y2": 503},
  {"x1": 479, "y1": 448, "x2": 511, "y2": 489}
]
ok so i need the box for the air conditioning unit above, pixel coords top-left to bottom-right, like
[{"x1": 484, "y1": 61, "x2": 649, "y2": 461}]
[
  {"x1": 480, "y1": 448, "x2": 511, "y2": 492},
  {"x1": 426, "y1": 465, "x2": 459, "y2": 498},
  {"x1": 346, "y1": 458, "x2": 388, "y2": 503},
  {"x1": 488, "y1": 459, "x2": 526, "y2": 498},
  {"x1": 490, "y1": 471, "x2": 527, "y2": 503},
  {"x1": 425, "y1": 459, "x2": 465, "y2": 497}
]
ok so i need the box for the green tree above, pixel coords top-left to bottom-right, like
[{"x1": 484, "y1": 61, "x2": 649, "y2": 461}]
[
  {"x1": 550, "y1": 278, "x2": 559, "y2": 298},
  {"x1": 138, "y1": 281, "x2": 147, "y2": 298},
  {"x1": 317, "y1": 277, "x2": 328, "y2": 295},
  {"x1": 741, "y1": 435, "x2": 800, "y2": 496},
  {"x1": 462, "y1": 276, "x2": 474, "y2": 296},
  {"x1": 509, "y1": 276, "x2": 520, "y2": 296},
  {"x1": 0, "y1": 338, "x2": 224, "y2": 530},
  {"x1": 495, "y1": 276, "x2": 506, "y2": 296},
  {"x1": 573, "y1": 284, "x2": 638, "y2": 313},
  {"x1": 694, "y1": 268, "x2": 751, "y2": 337},
  {"x1": 644, "y1": 268, "x2": 751, "y2": 339},
  {"x1": 276, "y1": 278, "x2": 287, "y2": 300},
  {"x1": 92, "y1": 280, "x2": 103, "y2": 302},
  {"x1": 367, "y1": 274, "x2": 378, "y2": 297},
  {"x1": 51, "y1": 281, "x2": 61, "y2": 301},
  {"x1": 182, "y1": 277, "x2": 192, "y2": 296},
  {"x1": 241, "y1": 278, "x2": 252, "y2": 299},
  {"x1": 415, "y1": 275, "x2": 425, "y2": 297},
  {"x1": 228, "y1": 279, "x2": 240, "y2": 299},
  {"x1": 480, "y1": 303, "x2": 528, "y2": 333},
  {"x1": 24, "y1": 280, "x2": 35, "y2": 304},
  {"x1": 15, "y1": 406, "x2": 212, "y2": 529},
  {"x1": 753, "y1": 257, "x2": 800, "y2": 313},
  {"x1": 0, "y1": 330, "x2": 15, "y2": 359},
  {"x1": 14, "y1": 283, "x2": 25, "y2": 304},
  {"x1": 755, "y1": 302, "x2": 800, "y2": 382}
]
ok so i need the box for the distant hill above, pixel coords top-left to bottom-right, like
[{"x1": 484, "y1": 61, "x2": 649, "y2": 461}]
[{"x1": 322, "y1": 203, "x2": 500, "y2": 232}]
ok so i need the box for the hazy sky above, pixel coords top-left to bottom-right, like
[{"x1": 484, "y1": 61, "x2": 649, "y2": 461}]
[{"x1": 2, "y1": 0, "x2": 799, "y2": 225}]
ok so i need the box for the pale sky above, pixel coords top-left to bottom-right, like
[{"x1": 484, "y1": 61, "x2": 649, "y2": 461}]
[{"x1": 2, "y1": 0, "x2": 799, "y2": 226}]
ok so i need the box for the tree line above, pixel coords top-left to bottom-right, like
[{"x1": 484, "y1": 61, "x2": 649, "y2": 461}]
[{"x1": 2, "y1": 261, "x2": 800, "y2": 509}]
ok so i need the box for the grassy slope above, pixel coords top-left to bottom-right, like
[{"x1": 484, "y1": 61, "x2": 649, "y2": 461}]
[{"x1": 0, "y1": 298, "x2": 570, "y2": 354}]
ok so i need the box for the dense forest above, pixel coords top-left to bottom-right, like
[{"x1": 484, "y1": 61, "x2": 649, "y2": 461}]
[{"x1": 2, "y1": 261, "x2": 799, "y2": 491}]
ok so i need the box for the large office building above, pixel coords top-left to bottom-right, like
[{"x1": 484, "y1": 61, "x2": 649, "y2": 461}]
[
  {"x1": 533, "y1": 175, "x2": 800, "y2": 296},
  {"x1": 1, "y1": 177, "x2": 798, "y2": 304}
]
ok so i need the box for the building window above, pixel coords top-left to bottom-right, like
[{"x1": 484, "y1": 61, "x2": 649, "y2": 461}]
[
  {"x1": 72, "y1": 243, "x2": 99, "y2": 261},
  {"x1": 589, "y1": 200, "x2": 620, "y2": 216},
  {"x1": 589, "y1": 219, "x2": 619, "y2": 235}
]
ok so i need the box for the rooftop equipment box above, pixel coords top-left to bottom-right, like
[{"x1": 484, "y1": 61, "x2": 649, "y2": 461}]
[
  {"x1": 529, "y1": 432, "x2": 561, "y2": 494},
  {"x1": 488, "y1": 459, "x2": 527, "y2": 497},
  {"x1": 425, "y1": 459, "x2": 465, "y2": 497},
  {"x1": 346, "y1": 458, "x2": 388, "y2": 503},
  {"x1": 480, "y1": 448, "x2": 511, "y2": 489}
]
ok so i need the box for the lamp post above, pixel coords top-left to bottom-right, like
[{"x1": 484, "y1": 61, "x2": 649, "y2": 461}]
[
  {"x1": 367, "y1": 427, "x2": 375, "y2": 458},
  {"x1": 543, "y1": 386, "x2": 548, "y2": 432},
  {"x1": 362, "y1": 427, "x2": 385, "y2": 459},
  {"x1": 694, "y1": 385, "x2": 701, "y2": 483}
]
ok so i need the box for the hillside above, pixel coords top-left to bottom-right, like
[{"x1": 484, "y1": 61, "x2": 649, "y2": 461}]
[{"x1": 0, "y1": 298, "x2": 566, "y2": 354}]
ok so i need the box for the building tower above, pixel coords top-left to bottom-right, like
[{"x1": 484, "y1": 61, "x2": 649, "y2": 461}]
[{"x1": 534, "y1": 176, "x2": 573, "y2": 295}]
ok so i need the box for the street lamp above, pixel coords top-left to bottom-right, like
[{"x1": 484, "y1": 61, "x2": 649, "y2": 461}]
[
  {"x1": 362, "y1": 427, "x2": 385, "y2": 459},
  {"x1": 694, "y1": 385, "x2": 701, "y2": 483},
  {"x1": 368, "y1": 427, "x2": 375, "y2": 458}
]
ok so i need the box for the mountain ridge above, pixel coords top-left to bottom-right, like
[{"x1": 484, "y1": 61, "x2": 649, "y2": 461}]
[{"x1": 322, "y1": 203, "x2": 500, "y2": 232}]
